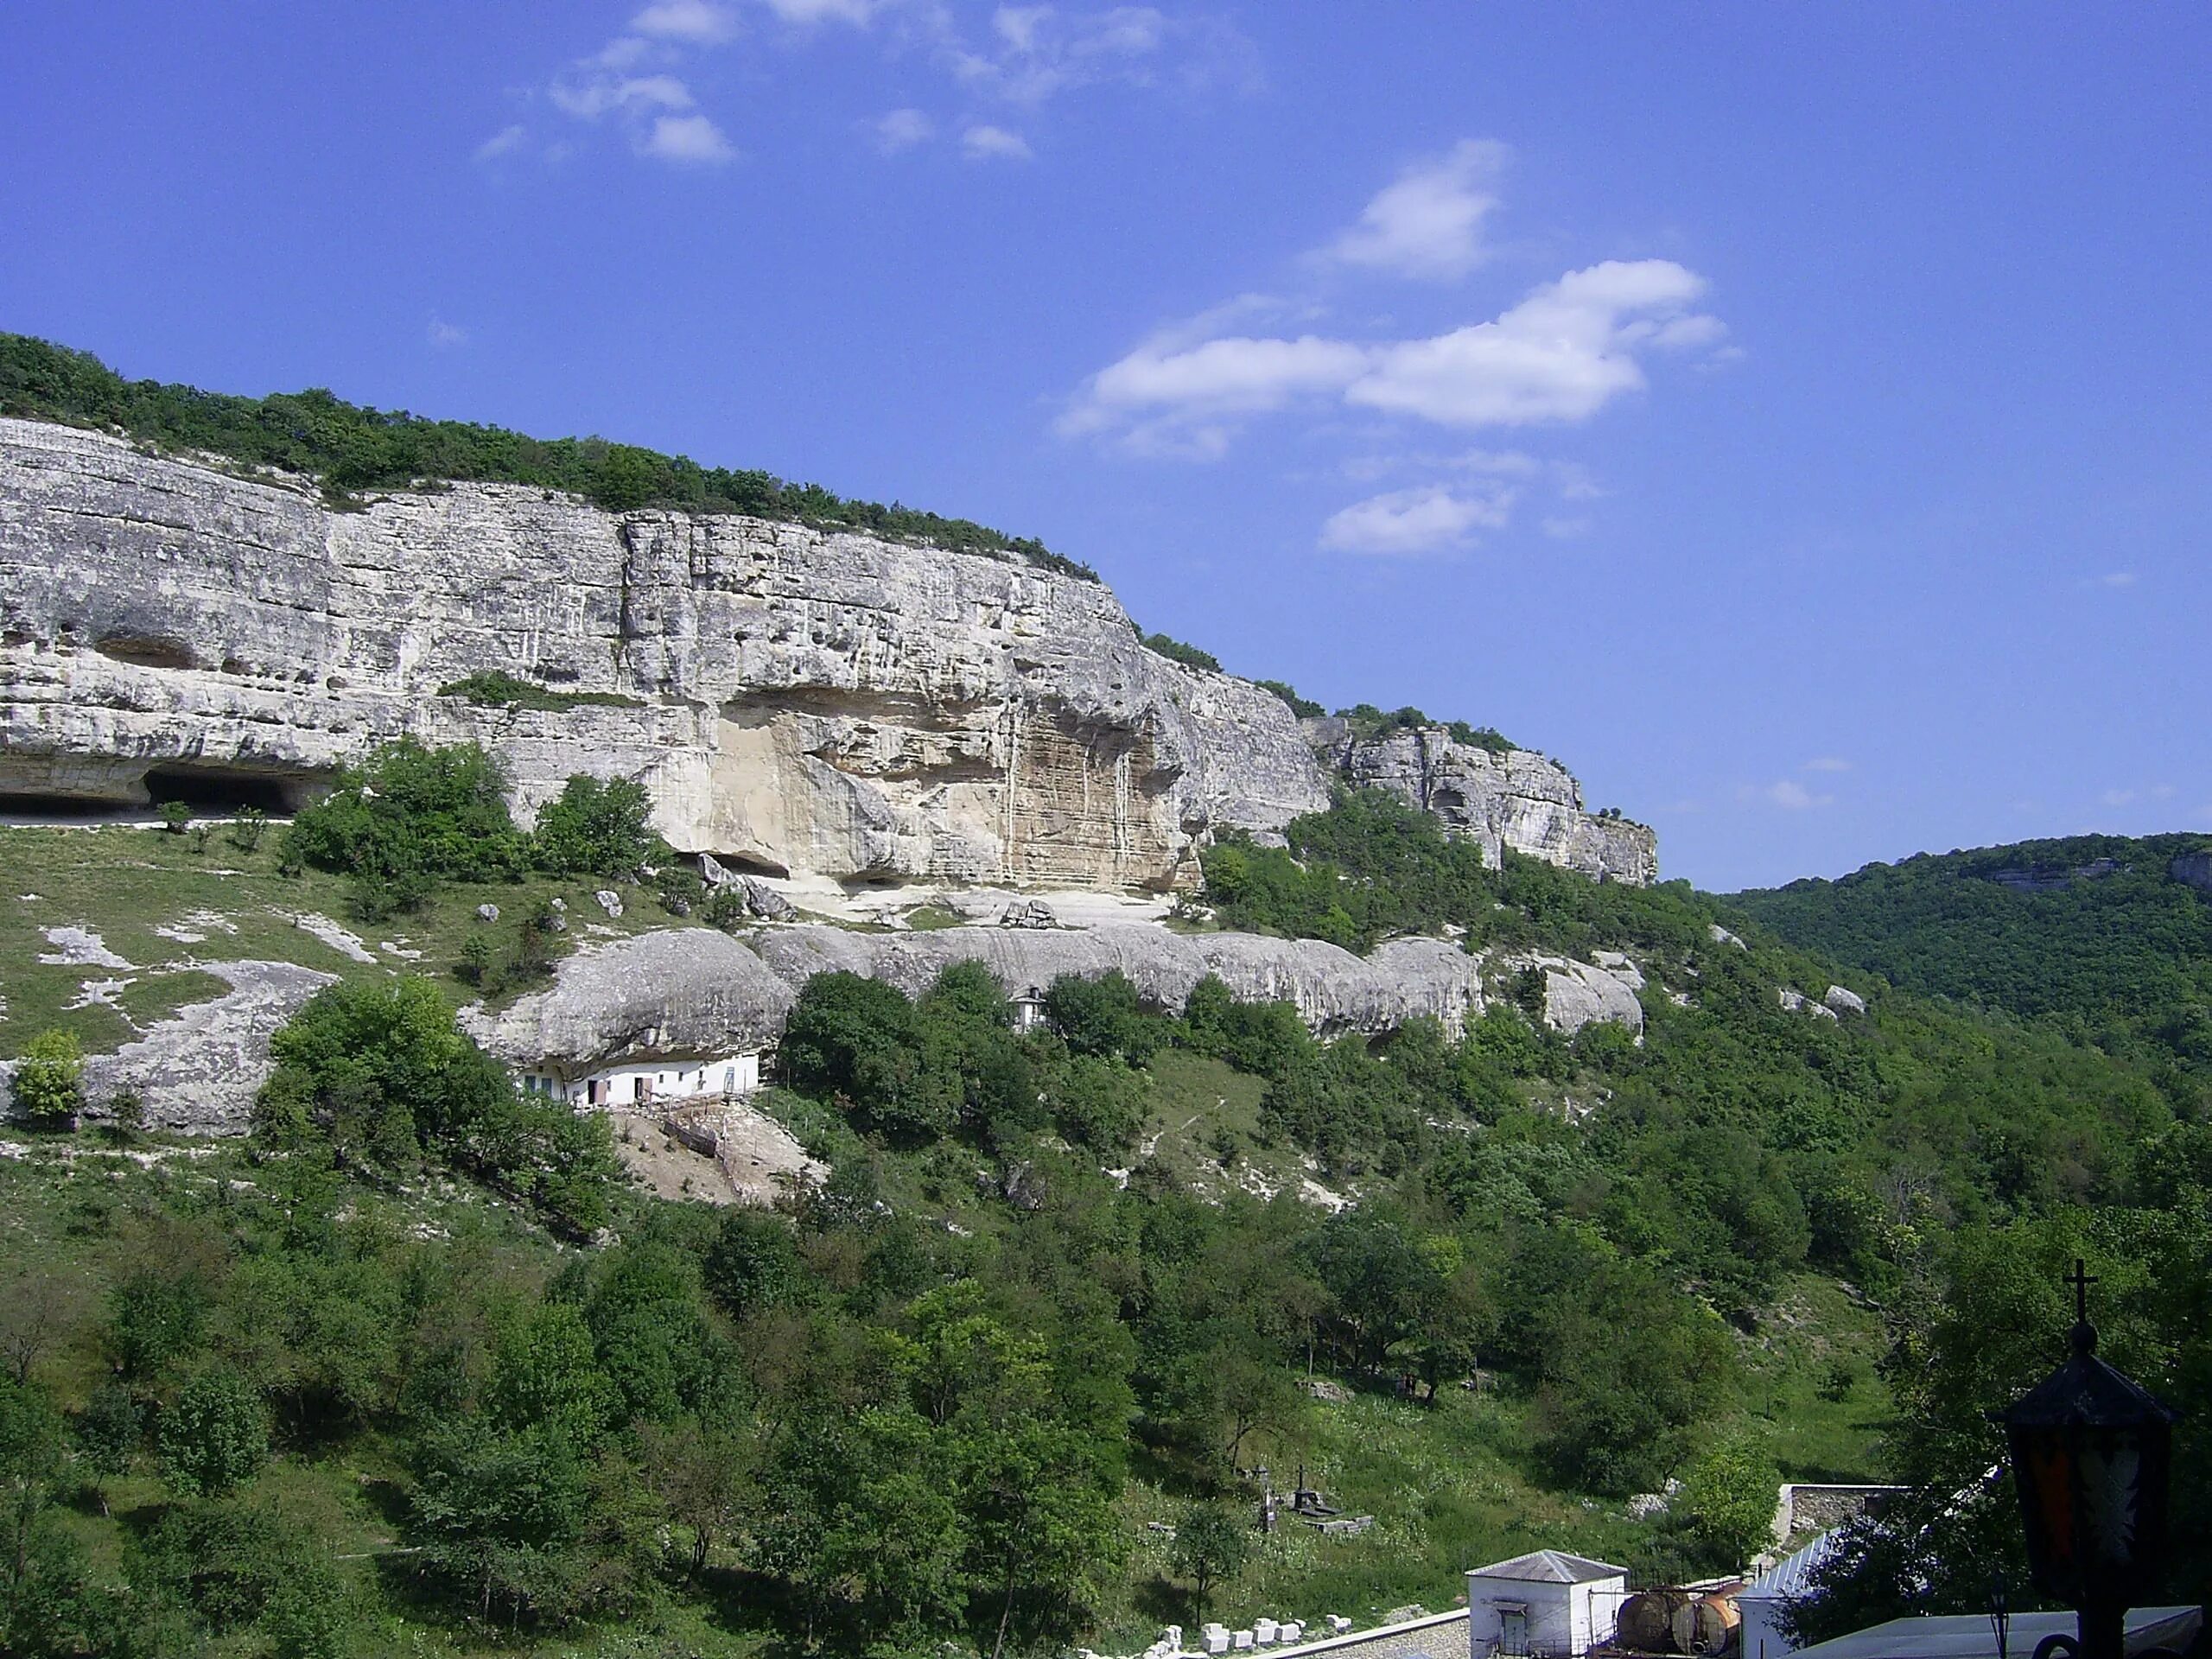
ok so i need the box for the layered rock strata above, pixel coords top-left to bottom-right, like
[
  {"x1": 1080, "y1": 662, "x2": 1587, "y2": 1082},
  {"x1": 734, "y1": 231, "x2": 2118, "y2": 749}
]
[
  {"x1": 0, "y1": 419, "x2": 1320, "y2": 892},
  {"x1": 1311, "y1": 721, "x2": 1657, "y2": 884},
  {"x1": 0, "y1": 418, "x2": 1656, "y2": 888}
]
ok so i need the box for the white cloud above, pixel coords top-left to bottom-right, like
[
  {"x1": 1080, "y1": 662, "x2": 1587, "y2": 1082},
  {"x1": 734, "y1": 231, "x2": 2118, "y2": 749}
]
[
  {"x1": 632, "y1": 0, "x2": 738, "y2": 41},
  {"x1": 427, "y1": 317, "x2": 468, "y2": 350},
  {"x1": 474, "y1": 124, "x2": 528, "y2": 162},
  {"x1": 644, "y1": 111, "x2": 738, "y2": 162},
  {"x1": 1759, "y1": 780, "x2": 1833, "y2": 810},
  {"x1": 2101, "y1": 787, "x2": 2136, "y2": 808},
  {"x1": 550, "y1": 71, "x2": 696, "y2": 119},
  {"x1": 1540, "y1": 516, "x2": 1589, "y2": 540},
  {"x1": 950, "y1": 5, "x2": 1244, "y2": 105},
  {"x1": 760, "y1": 0, "x2": 877, "y2": 22},
  {"x1": 1320, "y1": 139, "x2": 1506, "y2": 282},
  {"x1": 1319, "y1": 485, "x2": 1514, "y2": 556},
  {"x1": 1347, "y1": 260, "x2": 1719, "y2": 427},
  {"x1": 2098, "y1": 570, "x2": 2138, "y2": 588},
  {"x1": 962, "y1": 124, "x2": 1033, "y2": 161},
  {"x1": 1802, "y1": 757, "x2": 1852, "y2": 773},
  {"x1": 874, "y1": 107, "x2": 934, "y2": 152},
  {"x1": 1065, "y1": 258, "x2": 1723, "y2": 452}
]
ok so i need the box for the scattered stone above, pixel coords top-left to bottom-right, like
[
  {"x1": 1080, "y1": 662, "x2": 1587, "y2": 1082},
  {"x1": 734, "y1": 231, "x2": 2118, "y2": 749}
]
[
  {"x1": 550, "y1": 897, "x2": 567, "y2": 912},
  {"x1": 1628, "y1": 1492, "x2": 1669, "y2": 1520},
  {"x1": 1778, "y1": 987, "x2": 1807, "y2": 1012},
  {"x1": 1306, "y1": 1376, "x2": 1351, "y2": 1402},
  {"x1": 288, "y1": 912, "x2": 378, "y2": 963},
  {"x1": 37, "y1": 925, "x2": 132, "y2": 969},
  {"x1": 1808, "y1": 1001, "x2": 1839, "y2": 1021},
  {"x1": 698, "y1": 852, "x2": 736, "y2": 887},
  {"x1": 1709, "y1": 924, "x2": 1747, "y2": 950},
  {"x1": 476, "y1": 903, "x2": 500, "y2": 923},
  {"x1": 593, "y1": 889, "x2": 624, "y2": 919},
  {"x1": 1823, "y1": 983, "x2": 1867, "y2": 1016},
  {"x1": 999, "y1": 897, "x2": 1060, "y2": 929},
  {"x1": 741, "y1": 876, "x2": 797, "y2": 922}
]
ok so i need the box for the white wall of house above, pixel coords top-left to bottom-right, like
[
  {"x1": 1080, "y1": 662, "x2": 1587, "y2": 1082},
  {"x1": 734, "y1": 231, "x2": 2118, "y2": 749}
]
[
  {"x1": 520, "y1": 1050, "x2": 761, "y2": 1109},
  {"x1": 1465, "y1": 1565, "x2": 1627, "y2": 1658}
]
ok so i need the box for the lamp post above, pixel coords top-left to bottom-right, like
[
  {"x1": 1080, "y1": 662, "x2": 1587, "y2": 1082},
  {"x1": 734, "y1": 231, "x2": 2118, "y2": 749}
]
[{"x1": 1996, "y1": 1262, "x2": 2180, "y2": 1659}]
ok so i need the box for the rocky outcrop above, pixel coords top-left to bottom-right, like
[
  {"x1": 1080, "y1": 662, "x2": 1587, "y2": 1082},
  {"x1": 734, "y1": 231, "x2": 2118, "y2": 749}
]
[
  {"x1": 2171, "y1": 852, "x2": 2212, "y2": 897},
  {"x1": 0, "y1": 419, "x2": 1323, "y2": 892},
  {"x1": 1306, "y1": 721, "x2": 1656, "y2": 885},
  {"x1": 1822, "y1": 983, "x2": 1866, "y2": 1016},
  {"x1": 0, "y1": 418, "x2": 1656, "y2": 893},
  {"x1": 480, "y1": 918, "x2": 1644, "y2": 1072},
  {"x1": 0, "y1": 958, "x2": 337, "y2": 1135},
  {"x1": 461, "y1": 928, "x2": 796, "y2": 1069}
]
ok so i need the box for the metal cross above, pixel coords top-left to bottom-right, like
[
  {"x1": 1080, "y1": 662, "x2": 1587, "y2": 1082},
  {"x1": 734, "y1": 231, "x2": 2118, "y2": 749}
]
[{"x1": 2066, "y1": 1258, "x2": 2098, "y2": 1325}]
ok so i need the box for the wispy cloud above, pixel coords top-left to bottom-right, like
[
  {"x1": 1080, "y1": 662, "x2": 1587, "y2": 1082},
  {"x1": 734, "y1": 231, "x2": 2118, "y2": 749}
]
[
  {"x1": 427, "y1": 317, "x2": 468, "y2": 350},
  {"x1": 759, "y1": 0, "x2": 878, "y2": 23},
  {"x1": 949, "y1": 5, "x2": 1251, "y2": 105},
  {"x1": 1064, "y1": 258, "x2": 1724, "y2": 453},
  {"x1": 962, "y1": 123, "x2": 1033, "y2": 161},
  {"x1": 645, "y1": 111, "x2": 739, "y2": 162},
  {"x1": 473, "y1": 124, "x2": 529, "y2": 162},
  {"x1": 1317, "y1": 139, "x2": 1506, "y2": 282},
  {"x1": 1802, "y1": 757, "x2": 1852, "y2": 773},
  {"x1": 632, "y1": 0, "x2": 739, "y2": 42},
  {"x1": 1749, "y1": 779, "x2": 1834, "y2": 810},
  {"x1": 2096, "y1": 570, "x2": 2139, "y2": 588},
  {"x1": 874, "y1": 106, "x2": 934, "y2": 153},
  {"x1": 1319, "y1": 483, "x2": 1516, "y2": 556}
]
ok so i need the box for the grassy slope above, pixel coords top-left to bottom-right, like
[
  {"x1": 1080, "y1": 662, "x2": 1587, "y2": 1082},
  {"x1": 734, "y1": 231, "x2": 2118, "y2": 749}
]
[{"x1": 0, "y1": 823, "x2": 703, "y2": 1060}]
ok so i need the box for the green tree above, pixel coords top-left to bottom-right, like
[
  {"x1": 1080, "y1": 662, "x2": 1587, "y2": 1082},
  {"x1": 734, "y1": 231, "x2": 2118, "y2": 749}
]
[
  {"x1": 8, "y1": 1032, "x2": 83, "y2": 1128},
  {"x1": 1674, "y1": 1433, "x2": 1781, "y2": 1569},
  {"x1": 532, "y1": 773, "x2": 656, "y2": 878},
  {"x1": 74, "y1": 1381, "x2": 139, "y2": 1514},
  {"x1": 157, "y1": 799, "x2": 192, "y2": 835},
  {"x1": 156, "y1": 1369, "x2": 267, "y2": 1497},
  {"x1": 1168, "y1": 1503, "x2": 1249, "y2": 1620}
]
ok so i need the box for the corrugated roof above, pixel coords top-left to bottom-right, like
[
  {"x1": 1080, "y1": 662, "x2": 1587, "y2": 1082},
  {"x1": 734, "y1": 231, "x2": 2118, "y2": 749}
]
[
  {"x1": 1741, "y1": 1531, "x2": 1844, "y2": 1603},
  {"x1": 1470, "y1": 1549, "x2": 1629, "y2": 1585}
]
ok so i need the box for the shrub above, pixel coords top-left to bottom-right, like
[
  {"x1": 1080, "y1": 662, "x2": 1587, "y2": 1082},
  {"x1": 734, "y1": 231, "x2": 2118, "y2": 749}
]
[
  {"x1": 437, "y1": 670, "x2": 642, "y2": 713},
  {"x1": 1256, "y1": 680, "x2": 1323, "y2": 718},
  {"x1": 157, "y1": 799, "x2": 192, "y2": 835},
  {"x1": 1141, "y1": 632, "x2": 1223, "y2": 674},
  {"x1": 533, "y1": 774, "x2": 655, "y2": 878},
  {"x1": 156, "y1": 1369, "x2": 268, "y2": 1497},
  {"x1": 10, "y1": 1030, "x2": 84, "y2": 1128},
  {"x1": 277, "y1": 737, "x2": 530, "y2": 917}
]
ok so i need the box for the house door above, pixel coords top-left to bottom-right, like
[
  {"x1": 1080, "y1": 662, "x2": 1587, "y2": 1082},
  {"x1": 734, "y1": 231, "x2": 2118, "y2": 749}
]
[{"x1": 1500, "y1": 1609, "x2": 1528, "y2": 1656}]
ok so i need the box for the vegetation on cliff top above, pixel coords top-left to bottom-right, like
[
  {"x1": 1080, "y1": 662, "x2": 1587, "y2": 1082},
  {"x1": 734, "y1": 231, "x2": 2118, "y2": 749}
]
[{"x1": 0, "y1": 330, "x2": 1101, "y2": 581}]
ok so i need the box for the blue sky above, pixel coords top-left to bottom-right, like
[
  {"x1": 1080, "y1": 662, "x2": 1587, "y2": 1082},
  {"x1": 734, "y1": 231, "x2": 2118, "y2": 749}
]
[{"x1": 4, "y1": 3, "x2": 2208, "y2": 890}]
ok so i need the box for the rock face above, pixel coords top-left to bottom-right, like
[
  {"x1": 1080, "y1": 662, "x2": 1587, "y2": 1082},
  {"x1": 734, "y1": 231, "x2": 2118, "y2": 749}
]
[
  {"x1": 0, "y1": 418, "x2": 1655, "y2": 893},
  {"x1": 0, "y1": 418, "x2": 1322, "y2": 892},
  {"x1": 1307, "y1": 721, "x2": 1656, "y2": 885},
  {"x1": 462, "y1": 929, "x2": 796, "y2": 1070},
  {"x1": 2171, "y1": 853, "x2": 2212, "y2": 897},
  {"x1": 0, "y1": 959, "x2": 337, "y2": 1135}
]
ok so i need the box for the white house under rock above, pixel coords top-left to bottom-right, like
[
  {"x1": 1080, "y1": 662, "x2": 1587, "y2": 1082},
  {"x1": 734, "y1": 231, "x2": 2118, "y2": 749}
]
[{"x1": 1465, "y1": 1551, "x2": 1629, "y2": 1659}]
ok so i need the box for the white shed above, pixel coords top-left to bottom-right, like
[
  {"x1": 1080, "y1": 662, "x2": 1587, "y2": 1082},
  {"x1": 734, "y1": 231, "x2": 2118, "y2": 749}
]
[
  {"x1": 1466, "y1": 1550, "x2": 1630, "y2": 1659},
  {"x1": 1738, "y1": 1529, "x2": 1843, "y2": 1659}
]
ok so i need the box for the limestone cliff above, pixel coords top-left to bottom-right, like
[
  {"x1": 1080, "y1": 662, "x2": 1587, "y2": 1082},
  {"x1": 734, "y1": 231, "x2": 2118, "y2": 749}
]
[
  {"x1": 0, "y1": 418, "x2": 1320, "y2": 890},
  {"x1": 1309, "y1": 719, "x2": 1657, "y2": 885},
  {"x1": 0, "y1": 417, "x2": 1655, "y2": 889}
]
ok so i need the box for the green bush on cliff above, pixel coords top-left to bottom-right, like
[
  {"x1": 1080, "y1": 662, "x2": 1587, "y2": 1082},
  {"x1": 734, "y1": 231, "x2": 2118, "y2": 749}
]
[
  {"x1": 278, "y1": 738, "x2": 531, "y2": 918},
  {"x1": 0, "y1": 330, "x2": 1100, "y2": 578}
]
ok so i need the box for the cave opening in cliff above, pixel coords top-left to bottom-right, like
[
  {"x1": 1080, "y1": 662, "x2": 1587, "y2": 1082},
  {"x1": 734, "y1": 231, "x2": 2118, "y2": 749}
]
[{"x1": 139, "y1": 764, "x2": 316, "y2": 815}]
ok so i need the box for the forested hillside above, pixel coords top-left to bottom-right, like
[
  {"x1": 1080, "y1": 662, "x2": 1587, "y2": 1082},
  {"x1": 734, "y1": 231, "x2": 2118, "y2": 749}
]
[
  {"x1": 5, "y1": 772, "x2": 2209, "y2": 1656},
  {"x1": 1727, "y1": 832, "x2": 2212, "y2": 1102}
]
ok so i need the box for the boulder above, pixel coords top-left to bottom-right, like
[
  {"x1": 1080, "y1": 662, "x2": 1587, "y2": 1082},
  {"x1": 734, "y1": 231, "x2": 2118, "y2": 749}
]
[
  {"x1": 1823, "y1": 983, "x2": 1867, "y2": 1016},
  {"x1": 475, "y1": 903, "x2": 500, "y2": 923},
  {"x1": 594, "y1": 889, "x2": 624, "y2": 919},
  {"x1": 999, "y1": 898, "x2": 1059, "y2": 929},
  {"x1": 740, "y1": 876, "x2": 797, "y2": 922}
]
